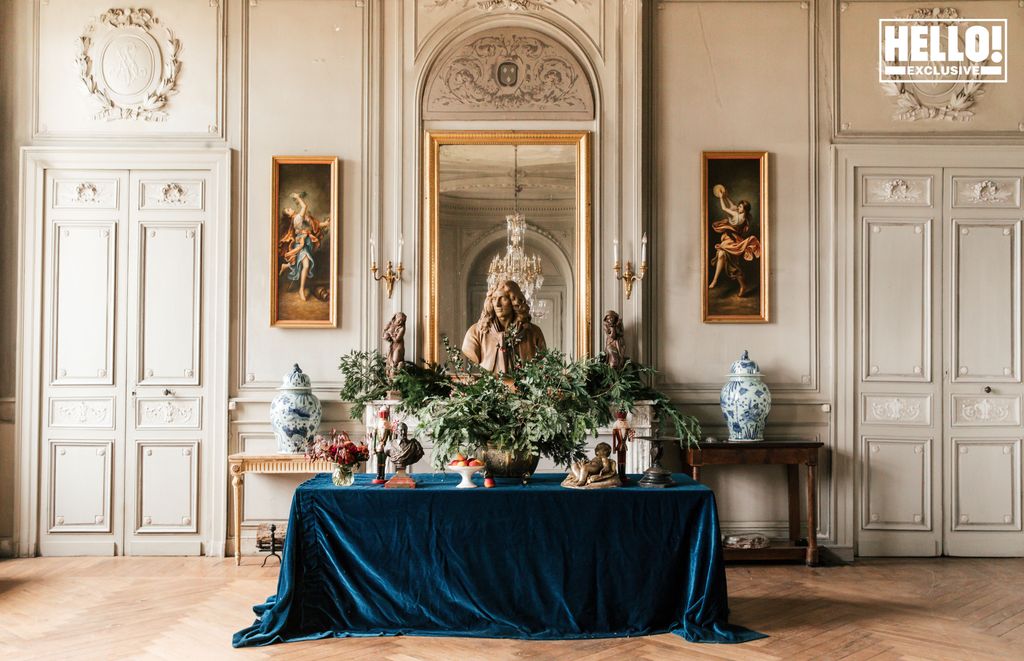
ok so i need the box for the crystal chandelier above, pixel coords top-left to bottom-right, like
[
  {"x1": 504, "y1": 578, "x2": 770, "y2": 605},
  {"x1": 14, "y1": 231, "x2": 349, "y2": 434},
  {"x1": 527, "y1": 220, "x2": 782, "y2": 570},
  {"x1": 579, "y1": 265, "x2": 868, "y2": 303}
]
[{"x1": 486, "y1": 146, "x2": 545, "y2": 309}]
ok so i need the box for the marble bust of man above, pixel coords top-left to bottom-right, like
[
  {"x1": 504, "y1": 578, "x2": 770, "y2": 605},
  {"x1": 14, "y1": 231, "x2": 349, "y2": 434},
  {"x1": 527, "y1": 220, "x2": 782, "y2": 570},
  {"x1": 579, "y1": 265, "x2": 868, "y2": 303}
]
[{"x1": 462, "y1": 279, "x2": 546, "y2": 373}]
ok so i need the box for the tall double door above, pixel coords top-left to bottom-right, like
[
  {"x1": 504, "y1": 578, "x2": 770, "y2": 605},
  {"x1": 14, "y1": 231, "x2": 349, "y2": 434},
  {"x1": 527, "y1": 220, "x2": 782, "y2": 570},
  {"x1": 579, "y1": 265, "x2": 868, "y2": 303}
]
[
  {"x1": 39, "y1": 169, "x2": 211, "y2": 556},
  {"x1": 857, "y1": 167, "x2": 1024, "y2": 557}
]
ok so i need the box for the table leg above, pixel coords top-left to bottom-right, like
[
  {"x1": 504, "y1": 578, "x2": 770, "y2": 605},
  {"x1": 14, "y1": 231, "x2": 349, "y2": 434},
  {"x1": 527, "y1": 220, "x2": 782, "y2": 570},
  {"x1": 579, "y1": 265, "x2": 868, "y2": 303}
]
[
  {"x1": 232, "y1": 471, "x2": 243, "y2": 566},
  {"x1": 787, "y1": 464, "x2": 800, "y2": 545},
  {"x1": 691, "y1": 465, "x2": 701, "y2": 482},
  {"x1": 806, "y1": 462, "x2": 819, "y2": 566}
]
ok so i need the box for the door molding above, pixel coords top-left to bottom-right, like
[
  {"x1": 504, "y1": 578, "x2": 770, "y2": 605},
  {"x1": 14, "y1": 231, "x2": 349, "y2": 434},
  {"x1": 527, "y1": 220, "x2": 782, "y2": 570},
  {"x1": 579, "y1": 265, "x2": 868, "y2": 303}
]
[
  {"x1": 16, "y1": 147, "x2": 231, "y2": 557},
  {"x1": 835, "y1": 144, "x2": 1024, "y2": 557}
]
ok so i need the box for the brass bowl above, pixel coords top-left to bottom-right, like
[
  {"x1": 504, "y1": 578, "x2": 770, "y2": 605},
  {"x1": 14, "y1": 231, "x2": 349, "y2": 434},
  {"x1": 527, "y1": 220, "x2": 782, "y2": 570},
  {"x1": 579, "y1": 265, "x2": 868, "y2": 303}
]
[{"x1": 477, "y1": 446, "x2": 540, "y2": 485}]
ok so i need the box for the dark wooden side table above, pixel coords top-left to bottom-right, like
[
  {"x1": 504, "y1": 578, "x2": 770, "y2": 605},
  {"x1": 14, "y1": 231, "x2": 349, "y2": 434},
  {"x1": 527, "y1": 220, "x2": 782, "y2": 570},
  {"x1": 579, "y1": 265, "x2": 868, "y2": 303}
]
[{"x1": 687, "y1": 440, "x2": 824, "y2": 566}]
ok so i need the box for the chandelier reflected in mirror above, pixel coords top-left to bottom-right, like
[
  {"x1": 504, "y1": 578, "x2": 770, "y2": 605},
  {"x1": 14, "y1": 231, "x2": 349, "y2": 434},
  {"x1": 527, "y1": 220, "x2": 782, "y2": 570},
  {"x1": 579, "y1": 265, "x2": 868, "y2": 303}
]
[{"x1": 486, "y1": 145, "x2": 547, "y2": 318}]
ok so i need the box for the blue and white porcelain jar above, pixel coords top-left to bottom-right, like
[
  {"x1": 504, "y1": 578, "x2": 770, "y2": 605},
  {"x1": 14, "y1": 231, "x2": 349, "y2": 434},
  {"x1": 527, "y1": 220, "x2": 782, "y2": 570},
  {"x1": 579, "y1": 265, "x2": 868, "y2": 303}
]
[
  {"x1": 270, "y1": 364, "x2": 322, "y2": 453},
  {"x1": 720, "y1": 350, "x2": 772, "y2": 442}
]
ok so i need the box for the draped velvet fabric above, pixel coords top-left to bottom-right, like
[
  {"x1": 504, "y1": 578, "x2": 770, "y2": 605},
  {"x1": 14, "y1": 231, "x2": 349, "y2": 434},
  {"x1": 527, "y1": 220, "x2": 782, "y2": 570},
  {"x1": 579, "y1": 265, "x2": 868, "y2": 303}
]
[{"x1": 233, "y1": 472, "x2": 764, "y2": 647}]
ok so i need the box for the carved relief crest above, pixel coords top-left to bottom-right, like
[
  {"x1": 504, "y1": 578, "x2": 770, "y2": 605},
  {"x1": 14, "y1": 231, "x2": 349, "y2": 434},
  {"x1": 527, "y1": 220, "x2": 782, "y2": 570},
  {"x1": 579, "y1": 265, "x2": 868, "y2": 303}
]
[
  {"x1": 879, "y1": 8, "x2": 987, "y2": 122},
  {"x1": 423, "y1": 28, "x2": 594, "y2": 120},
  {"x1": 76, "y1": 8, "x2": 182, "y2": 121}
]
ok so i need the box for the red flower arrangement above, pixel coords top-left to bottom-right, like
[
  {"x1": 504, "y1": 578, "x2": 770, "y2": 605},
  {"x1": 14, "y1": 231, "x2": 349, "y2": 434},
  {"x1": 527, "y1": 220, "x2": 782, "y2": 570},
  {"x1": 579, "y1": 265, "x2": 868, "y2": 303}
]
[{"x1": 307, "y1": 430, "x2": 370, "y2": 466}]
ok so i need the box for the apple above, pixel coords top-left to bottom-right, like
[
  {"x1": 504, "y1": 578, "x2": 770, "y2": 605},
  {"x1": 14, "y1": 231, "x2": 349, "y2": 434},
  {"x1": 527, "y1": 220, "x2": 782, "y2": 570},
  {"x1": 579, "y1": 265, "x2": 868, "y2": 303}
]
[
  {"x1": 454, "y1": 452, "x2": 466, "y2": 462},
  {"x1": 468, "y1": 459, "x2": 483, "y2": 467},
  {"x1": 484, "y1": 477, "x2": 496, "y2": 488}
]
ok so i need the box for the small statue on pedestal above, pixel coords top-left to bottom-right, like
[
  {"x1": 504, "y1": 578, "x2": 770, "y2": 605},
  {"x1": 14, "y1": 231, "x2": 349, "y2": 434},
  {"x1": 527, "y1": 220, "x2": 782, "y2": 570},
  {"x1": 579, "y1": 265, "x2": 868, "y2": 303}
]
[
  {"x1": 382, "y1": 312, "x2": 407, "y2": 385},
  {"x1": 603, "y1": 310, "x2": 626, "y2": 370},
  {"x1": 384, "y1": 422, "x2": 423, "y2": 489},
  {"x1": 611, "y1": 410, "x2": 633, "y2": 484},
  {"x1": 372, "y1": 406, "x2": 393, "y2": 485},
  {"x1": 561, "y1": 442, "x2": 621, "y2": 489}
]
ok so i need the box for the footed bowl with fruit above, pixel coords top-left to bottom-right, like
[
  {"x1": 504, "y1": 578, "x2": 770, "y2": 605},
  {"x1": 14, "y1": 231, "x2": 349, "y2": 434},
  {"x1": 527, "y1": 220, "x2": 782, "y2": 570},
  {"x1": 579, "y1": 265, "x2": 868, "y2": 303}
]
[{"x1": 448, "y1": 454, "x2": 485, "y2": 489}]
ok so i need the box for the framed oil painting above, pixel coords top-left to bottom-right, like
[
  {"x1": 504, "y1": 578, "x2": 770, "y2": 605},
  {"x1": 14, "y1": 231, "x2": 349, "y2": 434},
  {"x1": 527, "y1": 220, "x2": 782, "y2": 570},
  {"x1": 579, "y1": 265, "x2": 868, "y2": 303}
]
[
  {"x1": 701, "y1": 151, "x2": 769, "y2": 323},
  {"x1": 271, "y1": 156, "x2": 339, "y2": 327}
]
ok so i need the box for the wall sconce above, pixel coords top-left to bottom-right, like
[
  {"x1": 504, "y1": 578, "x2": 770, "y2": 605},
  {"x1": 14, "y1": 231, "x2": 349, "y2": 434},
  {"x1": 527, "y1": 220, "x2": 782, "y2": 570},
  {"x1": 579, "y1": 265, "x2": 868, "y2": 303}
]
[
  {"x1": 613, "y1": 233, "x2": 647, "y2": 300},
  {"x1": 370, "y1": 234, "x2": 404, "y2": 299}
]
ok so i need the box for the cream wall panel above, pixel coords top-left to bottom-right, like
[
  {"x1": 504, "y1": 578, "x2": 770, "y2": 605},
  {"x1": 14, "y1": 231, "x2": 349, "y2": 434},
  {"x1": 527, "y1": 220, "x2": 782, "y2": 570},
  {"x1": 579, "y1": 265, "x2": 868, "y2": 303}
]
[
  {"x1": 241, "y1": 0, "x2": 364, "y2": 389},
  {"x1": 837, "y1": 2, "x2": 1024, "y2": 135},
  {"x1": 49, "y1": 397, "x2": 115, "y2": 429},
  {"x1": 862, "y1": 218, "x2": 931, "y2": 381},
  {"x1": 862, "y1": 437, "x2": 931, "y2": 530},
  {"x1": 35, "y1": 0, "x2": 223, "y2": 139},
  {"x1": 952, "y1": 219, "x2": 1020, "y2": 382},
  {"x1": 138, "y1": 222, "x2": 202, "y2": 385},
  {"x1": 952, "y1": 439, "x2": 1020, "y2": 531},
  {"x1": 49, "y1": 440, "x2": 112, "y2": 533},
  {"x1": 952, "y1": 177, "x2": 1023, "y2": 209},
  {"x1": 136, "y1": 441, "x2": 199, "y2": 533},
  {"x1": 951, "y1": 394, "x2": 1021, "y2": 427},
  {"x1": 50, "y1": 222, "x2": 117, "y2": 385},
  {"x1": 653, "y1": 1, "x2": 816, "y2": 391},
  {"x1": 861, "y1": 393, "x2": 931, "y2": 426}
]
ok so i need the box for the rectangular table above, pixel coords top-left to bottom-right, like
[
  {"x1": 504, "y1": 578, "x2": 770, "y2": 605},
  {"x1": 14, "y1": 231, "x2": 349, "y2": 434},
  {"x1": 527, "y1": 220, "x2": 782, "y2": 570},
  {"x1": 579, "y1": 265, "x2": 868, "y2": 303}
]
[
  {"x1": 686, "y1": 440, "x2": 824, "y2": 565},
  {"x1": 233, "y1": 472, "x2": 763, "y2": 646}
]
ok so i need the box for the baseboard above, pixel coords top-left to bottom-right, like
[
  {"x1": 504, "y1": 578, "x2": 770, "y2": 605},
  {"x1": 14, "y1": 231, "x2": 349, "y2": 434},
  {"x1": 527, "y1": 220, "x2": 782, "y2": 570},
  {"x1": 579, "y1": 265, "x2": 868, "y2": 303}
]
[
  {"x1": 0, "y1": 537, "x2": 13, "y2": 557},
  {"x1": 39, "y1": 541, "x2": 116, "y2": 556},
  {"x1": 206, "y1": 540, "x2": 226, "y2": 558},
  {"x1": 126, "y1": 540, "x2": 202, "y2": 556}
]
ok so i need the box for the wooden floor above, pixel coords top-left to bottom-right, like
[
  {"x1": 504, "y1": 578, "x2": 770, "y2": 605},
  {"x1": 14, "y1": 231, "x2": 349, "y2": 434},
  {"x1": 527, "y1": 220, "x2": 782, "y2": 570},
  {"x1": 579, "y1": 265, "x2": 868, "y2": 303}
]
[{"x1": 1, "y1": 557, "x2": 1023, "y2": 660}]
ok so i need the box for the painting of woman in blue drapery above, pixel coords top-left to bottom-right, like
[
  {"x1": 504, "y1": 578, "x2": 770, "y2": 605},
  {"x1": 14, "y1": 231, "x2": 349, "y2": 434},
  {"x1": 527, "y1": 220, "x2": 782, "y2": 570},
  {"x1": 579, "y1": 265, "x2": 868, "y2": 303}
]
[{"x1": 277, "y1": 192, "x2": 330, "y2": 302}]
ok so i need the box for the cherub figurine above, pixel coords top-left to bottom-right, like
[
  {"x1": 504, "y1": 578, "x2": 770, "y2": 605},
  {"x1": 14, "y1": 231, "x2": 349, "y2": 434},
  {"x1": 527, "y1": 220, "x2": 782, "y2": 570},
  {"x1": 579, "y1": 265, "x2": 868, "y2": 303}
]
[
  {"x1": 561, "y1": 442, "x2": 621, "y2": 489},
  {"x1": 603, "y1": 310, "x2": 626, "y2": 370}
]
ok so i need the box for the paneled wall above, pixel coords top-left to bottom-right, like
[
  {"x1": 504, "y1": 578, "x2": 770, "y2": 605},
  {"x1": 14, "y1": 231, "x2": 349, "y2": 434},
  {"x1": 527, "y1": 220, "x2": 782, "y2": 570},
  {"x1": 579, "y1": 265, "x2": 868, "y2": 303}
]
[{"x1": 3, "y1": 0, "x2": 1024, "y2": 557}]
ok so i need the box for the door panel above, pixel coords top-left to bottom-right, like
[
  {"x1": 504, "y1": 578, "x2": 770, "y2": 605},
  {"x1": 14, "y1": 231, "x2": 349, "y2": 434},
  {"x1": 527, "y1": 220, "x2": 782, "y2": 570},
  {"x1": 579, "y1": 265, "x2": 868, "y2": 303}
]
[
  {"x1": 137, "y1": 222, "x2": 202, "y2": 385},
  {"x1": 856, "y1": 168, "x2": 944, "y2": 556},
  {"x1": 951, "y1": 219, "x2": 1020, "y2": 382},
  {"x1": 943, "y1": 168, "x2": 1024, "y2": 557},
  {"x1": 135, "y1": 440, "x2": 199, "y2": 534},
  {"x1": 51, "y1": 222, "x2": 117, "y2": 385},
  {"x1": 862, "y1": 218, "x2": 932, "y2": 381},
  {"x1": 49, "y1": 440, "x2": 113, "y2": 533}
]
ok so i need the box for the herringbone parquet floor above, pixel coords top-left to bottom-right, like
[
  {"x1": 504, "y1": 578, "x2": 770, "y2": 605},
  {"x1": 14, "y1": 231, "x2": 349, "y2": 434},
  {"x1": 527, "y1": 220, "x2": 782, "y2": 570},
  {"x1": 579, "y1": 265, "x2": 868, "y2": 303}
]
[{"x1": 1, "y1": 556, "x2": 1022, "y2": 660}]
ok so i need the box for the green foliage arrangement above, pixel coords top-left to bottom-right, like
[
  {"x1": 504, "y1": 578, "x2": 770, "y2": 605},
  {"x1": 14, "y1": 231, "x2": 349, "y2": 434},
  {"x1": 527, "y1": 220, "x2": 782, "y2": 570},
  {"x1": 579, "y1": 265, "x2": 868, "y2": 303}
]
[{"x1": 339, "y1": 339, "x2": 701, "y2": 471}]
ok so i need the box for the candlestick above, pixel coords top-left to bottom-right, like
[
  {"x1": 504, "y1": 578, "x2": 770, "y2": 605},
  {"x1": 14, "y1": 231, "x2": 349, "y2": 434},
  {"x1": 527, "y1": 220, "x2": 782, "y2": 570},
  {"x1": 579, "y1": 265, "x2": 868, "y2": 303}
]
[{"x1": 613, "y1": 238, "x2": 619, "y2": 265}]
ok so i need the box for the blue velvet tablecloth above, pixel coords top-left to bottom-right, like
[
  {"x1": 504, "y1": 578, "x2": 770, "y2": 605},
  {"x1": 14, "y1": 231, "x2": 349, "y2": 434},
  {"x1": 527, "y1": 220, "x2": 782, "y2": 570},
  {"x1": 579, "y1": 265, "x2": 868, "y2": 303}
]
[{"x1": 233, "y1": 472, "x2": 764, "y2": 647}]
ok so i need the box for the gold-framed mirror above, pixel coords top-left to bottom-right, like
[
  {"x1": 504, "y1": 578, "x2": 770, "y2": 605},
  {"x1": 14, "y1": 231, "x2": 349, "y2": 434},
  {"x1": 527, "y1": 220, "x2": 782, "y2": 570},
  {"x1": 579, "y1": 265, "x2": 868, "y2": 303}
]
[{"x1": 421, "y1": 130, "x2": 591, "y2": 365}]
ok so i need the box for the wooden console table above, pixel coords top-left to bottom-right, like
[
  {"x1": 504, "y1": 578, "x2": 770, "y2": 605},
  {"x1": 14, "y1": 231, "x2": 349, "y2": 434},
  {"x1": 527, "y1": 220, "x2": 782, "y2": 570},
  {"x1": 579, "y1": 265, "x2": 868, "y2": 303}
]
[
  {"x1": 228, "y1": 453, "x2": 333, "y2": 565},
  {"x1": 686, "y1": 440, "x2": 824, "y2": 566}
]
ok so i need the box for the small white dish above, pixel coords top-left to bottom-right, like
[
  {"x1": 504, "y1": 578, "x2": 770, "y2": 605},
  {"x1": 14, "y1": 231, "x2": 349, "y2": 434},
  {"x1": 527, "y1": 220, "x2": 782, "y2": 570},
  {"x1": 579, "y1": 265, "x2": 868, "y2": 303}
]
[{"x1": 449, "y1": 464, "x2": 484, "y2": 488}]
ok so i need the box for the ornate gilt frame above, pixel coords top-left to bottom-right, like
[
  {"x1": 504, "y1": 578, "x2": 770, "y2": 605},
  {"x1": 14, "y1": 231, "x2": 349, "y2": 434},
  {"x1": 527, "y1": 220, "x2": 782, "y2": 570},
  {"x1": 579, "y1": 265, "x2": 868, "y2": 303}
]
[
  {"x1": 700, "y1": 151, "x2": 770, "y2": 323},
  {"x1": 270, "y1": 156, "x2": 339, "y2": 328},
  {"x1": 422, "y1": 130, "x2": 592, "y2": 362}
]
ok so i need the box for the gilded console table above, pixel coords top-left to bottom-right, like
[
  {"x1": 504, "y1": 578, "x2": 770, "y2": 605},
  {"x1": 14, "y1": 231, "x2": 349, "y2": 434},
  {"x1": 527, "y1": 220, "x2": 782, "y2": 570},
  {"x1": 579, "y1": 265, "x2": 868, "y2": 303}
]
[
  {"x1": 228, "y1": 453, "x2": 333, "y2": 565},
  {"x1": 686, "y1": 440, "x2": 824, "y2": 566}
]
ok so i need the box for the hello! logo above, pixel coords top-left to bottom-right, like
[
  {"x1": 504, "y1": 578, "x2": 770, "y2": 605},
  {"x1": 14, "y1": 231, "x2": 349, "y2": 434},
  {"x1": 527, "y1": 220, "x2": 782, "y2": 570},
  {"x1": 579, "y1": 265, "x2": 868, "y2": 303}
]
[{"x1": 879, "y1": 16, "x2": 1008, "y2": 83}]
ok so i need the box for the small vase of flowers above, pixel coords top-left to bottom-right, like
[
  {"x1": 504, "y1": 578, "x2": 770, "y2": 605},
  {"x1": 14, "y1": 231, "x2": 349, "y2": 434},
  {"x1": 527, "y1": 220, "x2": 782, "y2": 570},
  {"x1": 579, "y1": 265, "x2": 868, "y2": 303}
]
[{"x1": 307, "y1": 430, "x2": 370, "y2": 487}]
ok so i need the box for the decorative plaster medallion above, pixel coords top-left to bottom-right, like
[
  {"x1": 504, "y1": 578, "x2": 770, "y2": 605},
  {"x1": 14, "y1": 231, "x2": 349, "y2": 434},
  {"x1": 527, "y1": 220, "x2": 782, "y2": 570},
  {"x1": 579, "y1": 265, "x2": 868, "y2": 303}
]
[
  {"x1": 880, "y1": 7, "x2": 987, "y2": 122},
  {"x1": 75, "y1": 182, "x2": 100, "y2": 203},
  {"x1": 968, "y1": 180, "x2": 1011, "y2": 204},
  {"x1": 959, "y1": 398, "x2": 1011, "y2": 423},
  {"x1": 76, "y1": 8, "x2": 181, "y2": 121},
  {"x1": 423, "y1": 27, "x2": 594, "y2": 119},
  {"x1": 870, "y1": 397, "x2": 921, "y2": 422}
]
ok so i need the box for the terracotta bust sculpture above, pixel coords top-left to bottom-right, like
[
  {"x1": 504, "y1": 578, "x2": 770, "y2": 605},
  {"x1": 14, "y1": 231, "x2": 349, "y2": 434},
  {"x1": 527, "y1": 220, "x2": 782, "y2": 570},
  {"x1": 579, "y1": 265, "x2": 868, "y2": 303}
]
[
  {"x1": 462, "y1": 279, "x2": 546, "y2": 373},
  {"x1": 382, "y1": 311, "x2": 406, "y2": 377},
  {"x1": 561, "y1": 442, "x2": 621, "y2": 489},
  {"x1": 603, "y1": 310, "x2": 626, "y2": 370}
]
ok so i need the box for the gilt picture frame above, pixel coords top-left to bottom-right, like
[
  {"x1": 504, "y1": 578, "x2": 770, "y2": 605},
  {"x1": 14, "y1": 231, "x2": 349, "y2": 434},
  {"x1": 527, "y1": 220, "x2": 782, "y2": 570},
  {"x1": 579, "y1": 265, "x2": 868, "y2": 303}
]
[
  {"x1": 701, "y1": 151, "x2": 769, "y2": 323},
  {"x1": 270, "y1": 156, "x2": 339, "y2": 327}
]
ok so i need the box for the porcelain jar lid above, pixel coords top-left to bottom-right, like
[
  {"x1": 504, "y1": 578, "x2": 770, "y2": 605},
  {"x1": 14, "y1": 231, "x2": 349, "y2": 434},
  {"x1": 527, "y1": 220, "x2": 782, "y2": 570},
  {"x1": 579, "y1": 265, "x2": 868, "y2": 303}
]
[
  {"x1": 279, "y1": 364, "x2": 313, "y2": 391},
  {"x1": 727, "y1": 350, "x2": 762, "y2": 377}
]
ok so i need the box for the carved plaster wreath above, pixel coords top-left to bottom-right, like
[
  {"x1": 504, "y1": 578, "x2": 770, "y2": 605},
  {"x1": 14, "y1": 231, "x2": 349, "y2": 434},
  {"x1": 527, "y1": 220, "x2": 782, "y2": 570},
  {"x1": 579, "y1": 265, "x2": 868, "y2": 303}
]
[
  {"x1": 879, "y1": 7, "x2": 986, "y2": 122},
  {"x1": 75, "y1": 8, "x2": 181, "y2": 122}
]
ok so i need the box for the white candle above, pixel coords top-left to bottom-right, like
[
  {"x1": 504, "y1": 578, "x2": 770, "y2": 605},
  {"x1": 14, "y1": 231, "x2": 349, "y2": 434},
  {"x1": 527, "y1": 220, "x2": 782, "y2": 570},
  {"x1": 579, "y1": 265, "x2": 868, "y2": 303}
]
[
  {"x1": 398, "y1": 232, "x2": 404, "y2": 263},
  {"x1": 369, "y1": 236, "x2": 377, "y2": 266},
  {"x1": 640, "y1": 232, "x2": 648, "y2": 265},
  {"x1": 613, "y1": 238, "x2": 619, "y2": 264}
]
